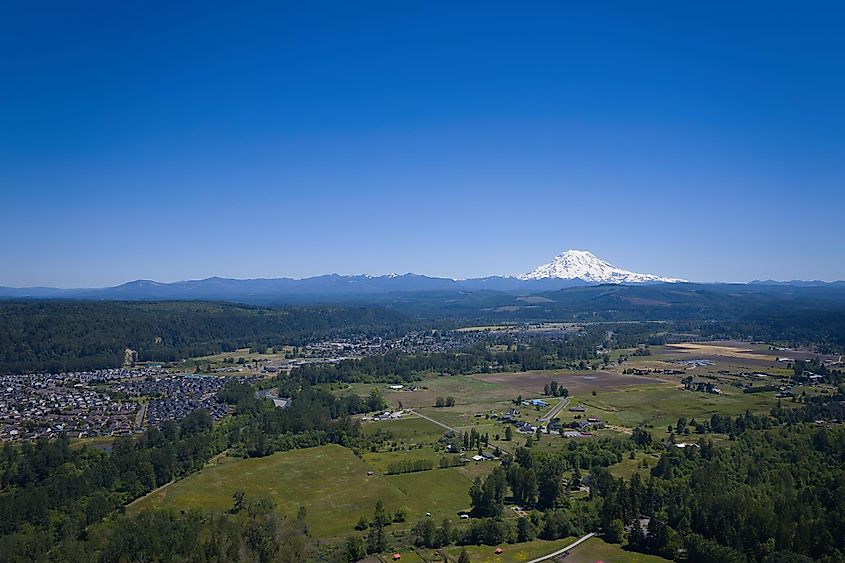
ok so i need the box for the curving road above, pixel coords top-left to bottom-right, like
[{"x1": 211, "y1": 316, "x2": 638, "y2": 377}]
[{"x1": 525, "y1": 532, "x2": 596, "y2": 563}]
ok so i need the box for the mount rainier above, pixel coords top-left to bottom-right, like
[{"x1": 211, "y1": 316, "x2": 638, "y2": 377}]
[{"x1": 518, "y1": 250, "x2": 686, "y2": 284}]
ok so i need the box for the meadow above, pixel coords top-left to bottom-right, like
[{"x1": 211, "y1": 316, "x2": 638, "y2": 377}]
[
  {"x1": 429, "y1": 535, "x2": 672, "y2": 563},
  {"x1": 130, "y1": 443, "x2": 489, "y2": 539},
  {"x1": 564, "y1": 536, "x2": 673, "y2": 563},
  {"x1": 433, "y1": 537, "x2": 577, "y2": 562},
  {"x1": 131, "y1": 444, "x2": 407, "y2": 537}
]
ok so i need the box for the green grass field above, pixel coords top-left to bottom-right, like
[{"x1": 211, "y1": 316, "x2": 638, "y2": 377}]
[
  {"x1": 565, "y1": 536, "x2": 672, "y2": 563},
  {"x1": 129, "y1": 443, "x2": 486, "y2": 538},
  {"x1": 575, "y1": 383, "x2": 778, "y2": 431},
  {"x1": 361, "y1": 416, "x2": 446, "y2": 442},
  {"x1": 608, "y1": 452, "x2": 659, "y2": 479},
  {"x1": 386, "y1": 467, "x2": 477, "y2": 520},
  {"x1": 363, "y1": 445, "x2": 446, "y2": 473},
  {"x1": 130, "y1": 444, "x2": 407, "y2": 537},
  {"x1": 434, "y1": 537, "x2": 577, "y2": 562}
]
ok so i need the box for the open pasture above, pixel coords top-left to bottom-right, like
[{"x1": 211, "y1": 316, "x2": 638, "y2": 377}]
[
  {"x1": 473, "y1": 369, "x2": 666, "y2": 396},
  {"x1": 608, "y1": 452, "x2": 660, "y2": 479},
  {"x1": 431, "y1": 537, "x2": 578, "y2": 562},
  {"x1": 384, "y1": 375, "x2": 514, "y2": 409},
  {"x1": 130, "y1": 444, "x2": 408, "y2": 538},
  {"x1": 574, "y1": 384, "x2": 778, "y2": 431},
  {"x1": 665, "y1": 342, "x2": 775, "y2": 361},
  {"x1": 363, "y1": 445, "x2": 445, "y2": 473},
  {"x1": 618, "y1": 342, "x2": 800, "y2": 378},
  {"x1": 130, "y1": 443, "x2": 488, "y2": 538},
  {"x1": 564, "y1": 536, "x2": 672, "y2": 563},
  {"x1": 361, "y1": 415, "x2": 446, "y2": 442},
  {"x1": 649, "y1": 341, "x2": 830, "y2": 372},
  {"x1": 386, "y1": 466, "x2": 479, "y2": 521}
]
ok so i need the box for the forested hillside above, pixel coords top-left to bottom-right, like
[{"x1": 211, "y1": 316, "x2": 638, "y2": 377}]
[{"x1": 0, "y1": 301, "x2": 410, "y2": 374}]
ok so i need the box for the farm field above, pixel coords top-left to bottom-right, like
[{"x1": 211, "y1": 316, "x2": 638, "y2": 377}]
[
  {"x1": 664, "y1": 341, "x2": 831, "y2": 363},
  {"x1": 564, "y1": 536, "x2": 672, "y2": 563},
  {"x1": 380, "y1": 370, "x2": 786, "y2": 454},
  {"x1": 473, "y1": 369, "x2": 667, "y2": 397},
  {"x1": 385, "y1": 376, "x2": 515, "y2": 409},
  {"x1": 364, "y1": 445, "x2": 446, "y2": 473},
  {"x1": 627, "y1": 341, "x2": 823, "y2": 375},
  {"x1": 130, "y1": 444, "x2": 408, "y2": 538},
  {"x1": 130, "y1": 443, "x2": 486, "y2": 539},
  {"x1": 361, "y1": 415, "x2": 446, "y2": 442},
  {"x1": 386, "y1": 466, "x2": 480, "y2": 521},
  {"x1": 434, "y1": 537, "x2": 577, "y2": 562},
  {"x1": 573, "y1": 383, "x2": 779, "y2": 431},
  {"x1": 435, "y1": 536, "x2": 671, "y2": 563}
]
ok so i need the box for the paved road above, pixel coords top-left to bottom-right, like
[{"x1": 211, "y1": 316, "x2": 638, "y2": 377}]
[
  {"x1": 525, "y1": 532, "x2": 596, "y2": 563},
  {"x1": 134, "y1": 401, "x2": 147, "y2": 429},
  {"x1": 539, "y1": 398, "x2": 569, "y2": 423}
]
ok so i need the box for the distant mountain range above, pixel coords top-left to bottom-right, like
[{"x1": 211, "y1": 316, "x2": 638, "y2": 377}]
[{"x1": 0, "y1": 249, "x2": 841, "y2": 303}]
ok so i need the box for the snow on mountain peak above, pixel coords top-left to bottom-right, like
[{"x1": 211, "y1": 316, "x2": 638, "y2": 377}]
[{"x1": 518, "y1": 250, "x2": 686, "y2": 284}]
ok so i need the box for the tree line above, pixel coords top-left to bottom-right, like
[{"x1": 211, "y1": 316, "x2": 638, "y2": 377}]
[{"x1": 0, "y1": 300, "x2": 412, "y2": 374}]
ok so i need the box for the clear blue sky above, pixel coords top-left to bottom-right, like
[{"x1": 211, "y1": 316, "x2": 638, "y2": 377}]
[{"x1": 2, "y1": 1, "x2": 843, "y2": 287}]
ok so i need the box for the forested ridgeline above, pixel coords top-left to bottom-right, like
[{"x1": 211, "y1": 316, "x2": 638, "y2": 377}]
[{"x1": 0, "y1": 300, "x2": 412, "y2": 374}]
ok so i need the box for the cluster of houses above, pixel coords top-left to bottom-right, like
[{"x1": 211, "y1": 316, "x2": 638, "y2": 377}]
[
  {"x1": 110, "y1": 373, "x2": 248, "y2": 400},
  {"x1": 281, "y1": 326, "x2": 580, "y2": 374},
  {"x1": 489, "y1": 402, "x2": 604, "y2": 439},
  {"x1": 0, "y1": 369, "x2": 259, "y2": 440},
  {"x1": 682, "y1": 379, "x2": 722, "y2": 395},
  {"x1": 146, "y1": 394, "x2": 228, "y2": 427},
  {"x1": 0, "y1": 373, "x2": 137, "y2": 441},
  {"x1": 365, "y1": 410, "x2": 405, "y2": 421},
  {"x1": 114, "y1": 375, "x2": 246, "y2": 427}
]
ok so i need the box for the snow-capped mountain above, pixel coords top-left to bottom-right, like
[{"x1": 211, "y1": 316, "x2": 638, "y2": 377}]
[{"x1": 518, "y1": 250, "x2": 686, "y2": 284}]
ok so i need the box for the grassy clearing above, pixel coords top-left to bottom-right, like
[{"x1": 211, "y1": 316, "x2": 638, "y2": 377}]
[
  {"x1": 386, "y1": 467, "x2": 478, "y2": 521},
  {"x1": 387, "y1": 376, "x2": 515, "y2": 409},
  {"x1": 179, "y1": 347, "x2": 289, "y2": 373},
  {"x1": 433, "y1": 537, "x2": 576, "y2": 562},
  {"x1": 564, "y1": 536, "x2": 672, "y2": 562},
  {"x1": 70, "y1": 435, "x2": 115, "y2": 451},
  {"x1": 361, "y1": 416, "x2": 446, "y2": 442},
  {"x1": 130, "y1": 444, "x2": 407, "y2": 538},
  {"x1": 473, "y1": 369, "x2": 668, "y2": 399},
  {"x1": 129, "y1": 443, "x2": 487, "y2": 539},
  {"x1": 363, "y1": 446, "x2": 446, "y2": 473},
  {"x1": 608, "y1": 452, "x2": 659, "y2": 479},
  {"x1": 575, "y1": 384, "x2": 777, "y2": 431}
]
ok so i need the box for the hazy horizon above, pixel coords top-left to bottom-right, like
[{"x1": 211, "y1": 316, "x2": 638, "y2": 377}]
[
  {"x1": 3, "y1": 2, "x2": 843, "y2": 287},
  {"x1": 2, "y1": 248, "x2": 843, "y2": 290}
]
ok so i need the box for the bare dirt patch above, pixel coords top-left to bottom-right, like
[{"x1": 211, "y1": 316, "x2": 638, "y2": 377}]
[{"x1": 666, "y1": 342, "x2": 774, "y2": 361}]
